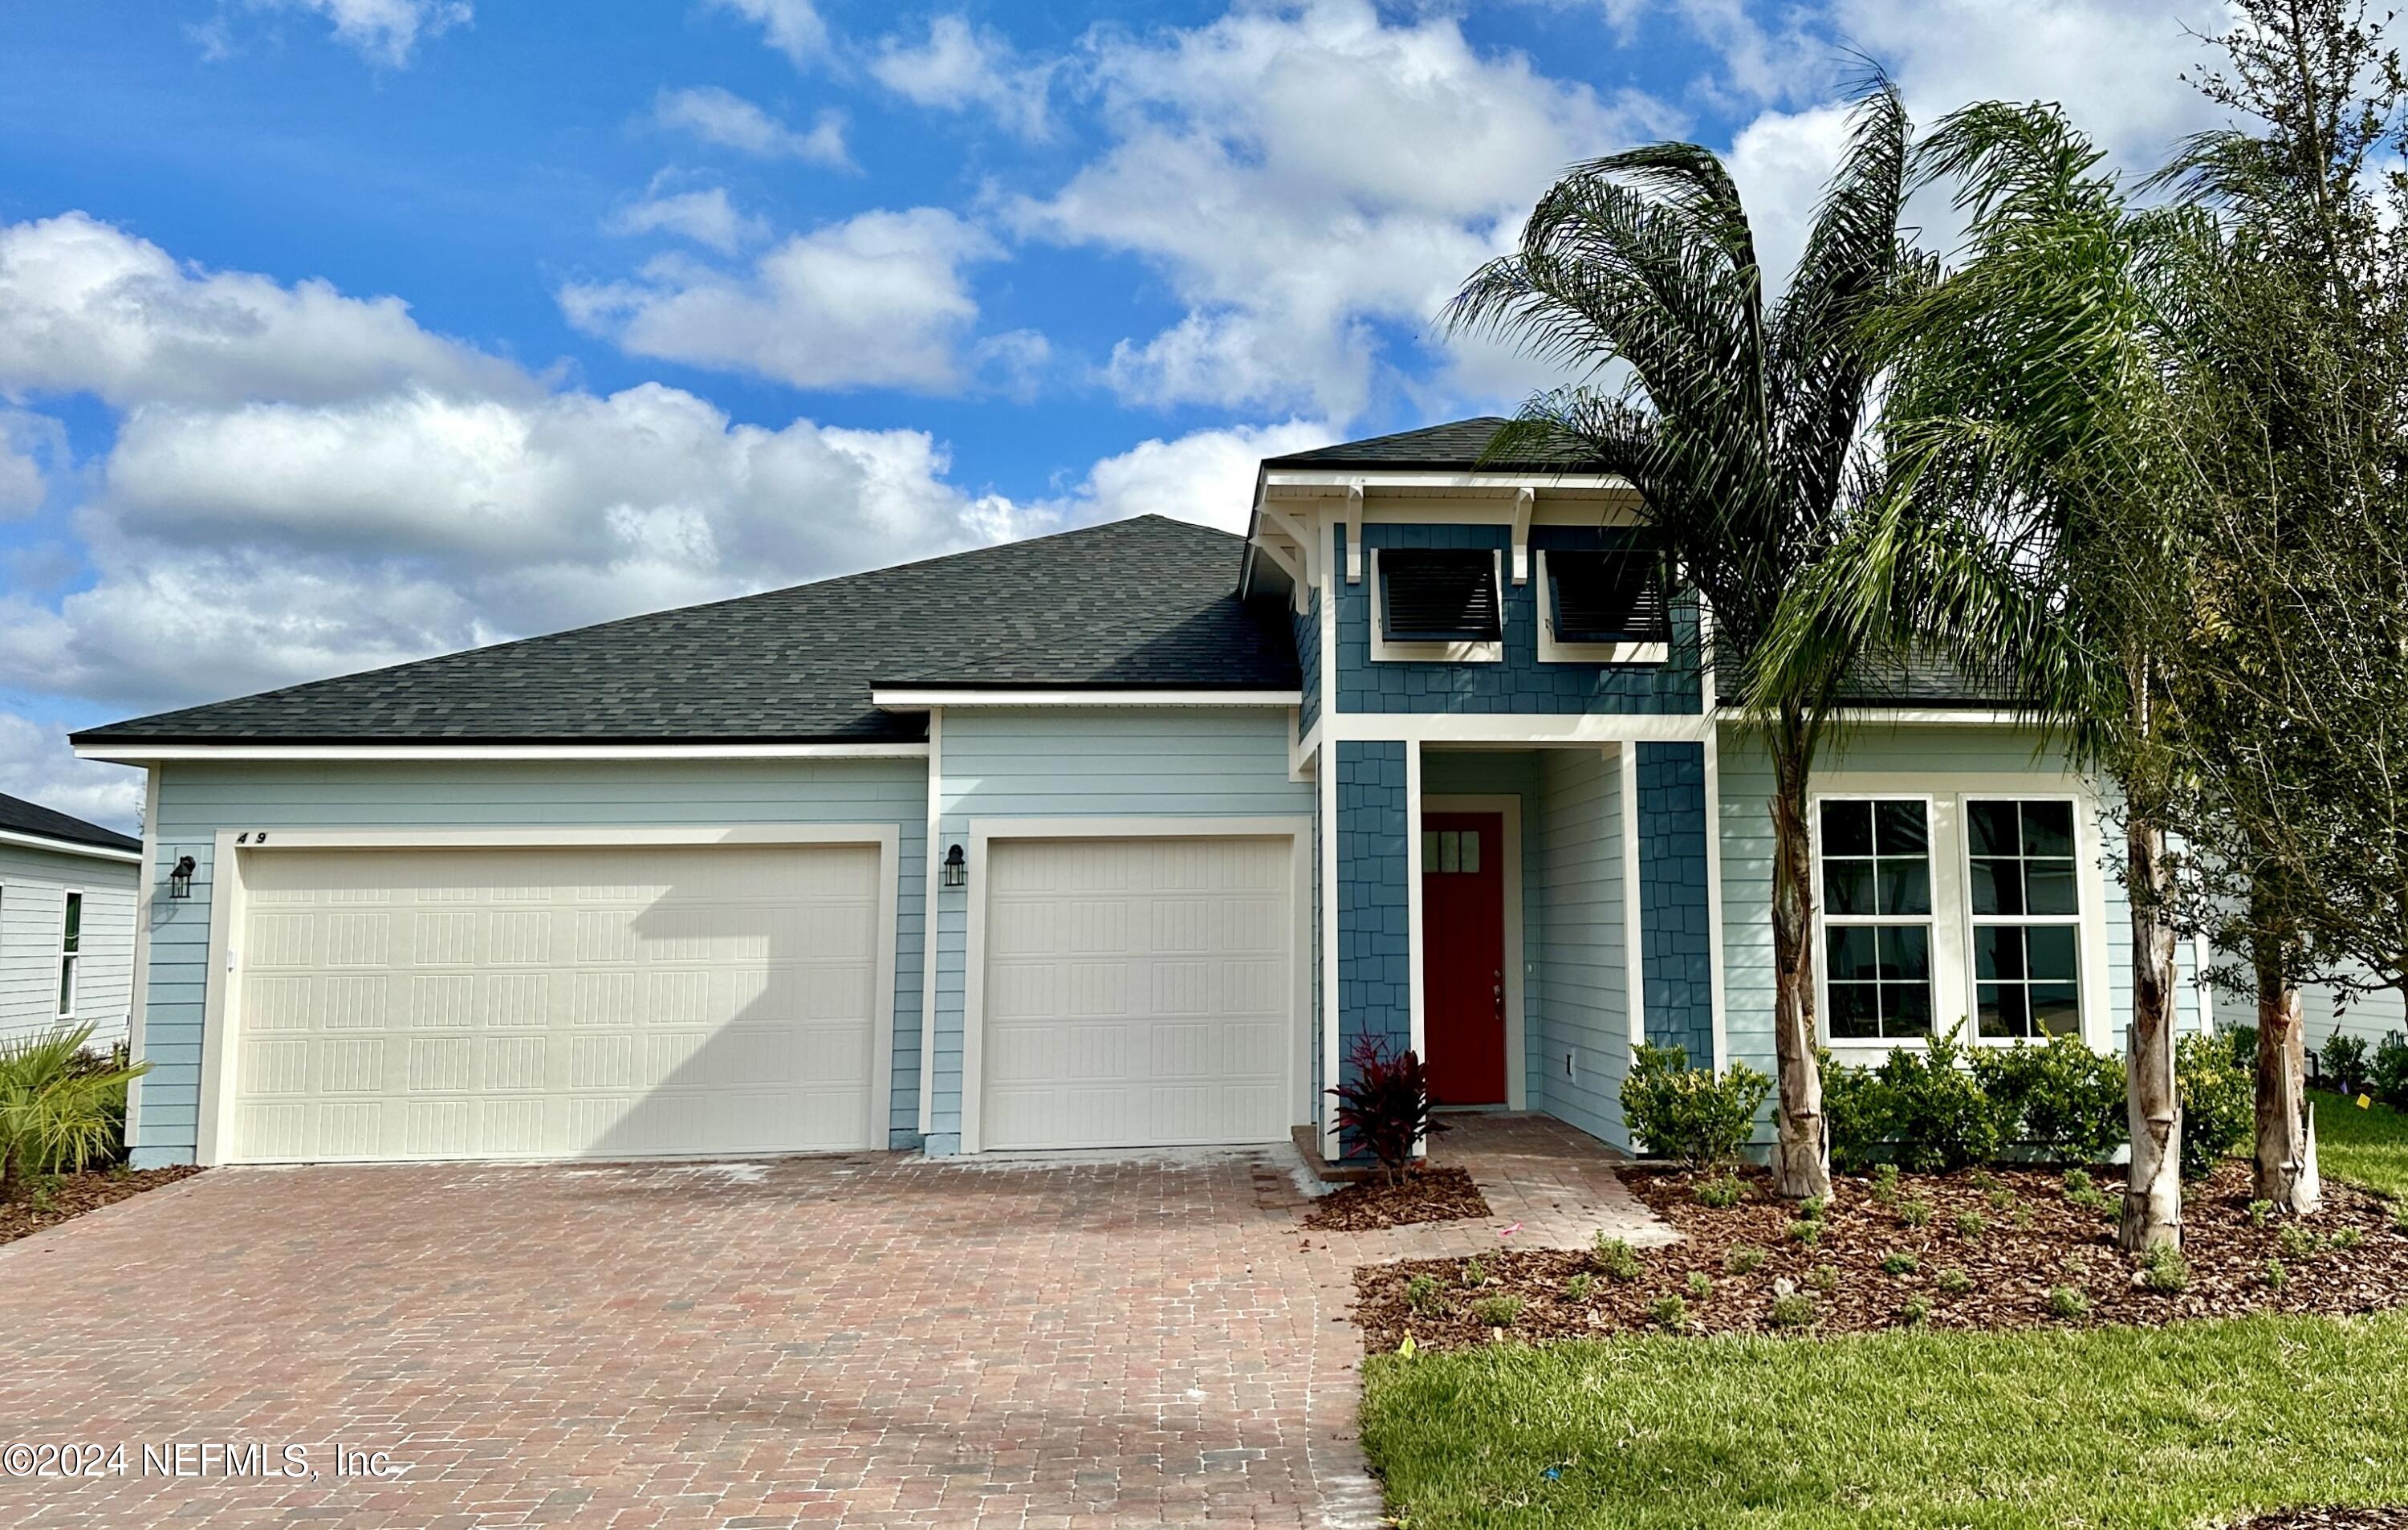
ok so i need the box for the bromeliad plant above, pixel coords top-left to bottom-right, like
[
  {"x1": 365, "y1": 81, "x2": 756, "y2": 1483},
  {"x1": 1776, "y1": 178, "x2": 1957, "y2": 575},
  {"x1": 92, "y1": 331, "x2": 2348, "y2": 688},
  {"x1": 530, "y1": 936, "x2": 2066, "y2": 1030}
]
[
  {"x1": 0, "y1": 1023, "x2": 148, "y2": 1204},
  {"x1": 1328, "y1": 1036, "x2": 1448, "y2": 1183}
]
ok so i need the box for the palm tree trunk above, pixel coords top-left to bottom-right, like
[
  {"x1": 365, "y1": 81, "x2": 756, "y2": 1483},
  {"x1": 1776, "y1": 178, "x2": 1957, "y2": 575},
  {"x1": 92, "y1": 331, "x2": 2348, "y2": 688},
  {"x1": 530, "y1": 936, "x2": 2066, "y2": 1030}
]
[
  {"x1": 2251, "y1": 914, "x2": 2320, "y2": 1215},
  {"x1": 1769, "y1": 731, "x2": 1832, "y2": 1200},
  {"x1": 2121, "y1": 814, "x2": 2184, "y2": 1251}
]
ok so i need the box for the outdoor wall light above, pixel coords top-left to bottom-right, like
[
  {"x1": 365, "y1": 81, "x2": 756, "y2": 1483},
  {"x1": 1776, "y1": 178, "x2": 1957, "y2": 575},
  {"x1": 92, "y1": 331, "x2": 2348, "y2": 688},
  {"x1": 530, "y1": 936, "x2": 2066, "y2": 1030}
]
[
  {"x1": 942, "y1": 843, "x2": 967, "y2": 889},
  {"x1": 168, "y1": 855, "x2": 197, "y2": 900}
]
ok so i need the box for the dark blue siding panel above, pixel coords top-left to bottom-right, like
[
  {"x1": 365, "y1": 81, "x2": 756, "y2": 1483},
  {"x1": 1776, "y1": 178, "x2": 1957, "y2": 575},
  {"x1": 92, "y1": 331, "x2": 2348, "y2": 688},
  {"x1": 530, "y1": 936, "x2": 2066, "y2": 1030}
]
[
  {"x1": 1335, "y1": 739, "x2": 1411, "y2": 1078},
  {"x1": 1637, "y1": 740, "x2": 1714, "y2": 1061}
]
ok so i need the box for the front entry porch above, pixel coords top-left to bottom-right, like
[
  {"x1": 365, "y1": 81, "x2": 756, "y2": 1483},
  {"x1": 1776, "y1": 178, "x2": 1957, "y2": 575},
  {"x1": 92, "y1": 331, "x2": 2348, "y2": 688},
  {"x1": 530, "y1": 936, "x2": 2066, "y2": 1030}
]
[{"x1": 1314, "y1": 743, "x2": 1720, "y2": 1162}]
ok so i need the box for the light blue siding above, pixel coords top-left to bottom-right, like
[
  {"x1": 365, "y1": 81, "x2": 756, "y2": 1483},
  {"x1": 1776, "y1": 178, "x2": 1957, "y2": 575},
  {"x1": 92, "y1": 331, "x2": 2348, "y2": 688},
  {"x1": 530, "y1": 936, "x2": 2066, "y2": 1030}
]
[
  {"x1": 0, "y1": 842, "x2": 138, "y2": 1046},
  {"x1": 134, "y1": 759, "x2": 929, "y2": 1166},
  {"x1": 1716, "y1": 722, "x2": 2204, "y2": 1097},
  {"x1": 1531, "y1": 747, "x2": 1631, "y2": 1147},
  {"x1": 928, "y1": 706, "x2": 1312, "y2": 1150}
]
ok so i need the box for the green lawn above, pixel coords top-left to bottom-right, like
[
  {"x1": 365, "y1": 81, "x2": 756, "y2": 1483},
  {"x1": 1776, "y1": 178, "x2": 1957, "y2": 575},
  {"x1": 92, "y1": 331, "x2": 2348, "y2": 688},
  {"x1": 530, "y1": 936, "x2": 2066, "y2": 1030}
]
[
  {"x1": 2314, "y1": 1088, "x2": 2408, "y2": 1198},
  {"x1": 1362, "y1": 1312, "x2": 2408, "y2": 1528}
]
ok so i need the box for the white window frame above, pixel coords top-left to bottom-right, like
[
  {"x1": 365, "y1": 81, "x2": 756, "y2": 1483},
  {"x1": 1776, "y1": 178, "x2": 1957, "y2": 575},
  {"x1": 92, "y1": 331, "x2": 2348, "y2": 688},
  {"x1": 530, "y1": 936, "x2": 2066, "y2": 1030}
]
[
  {"x1": 1367, "y1": 547, "x2": 1505, "y2": 663},
  {"x1": 57, "y1": 886, "x2": 83, "y2": 1019},
  {"x1": 1961, "y1": 793, "x2": 2089, "y2": 1044},
  {"x1": 1811, "y1": 775, "x2": 2114, "y2": 1056},
  {"x1": 1810, "y1": 792, "x2": 1941, "y2": 1046},
  {"x1": 1532, "y1": 547, "x2": 1670, "y2": 665}
]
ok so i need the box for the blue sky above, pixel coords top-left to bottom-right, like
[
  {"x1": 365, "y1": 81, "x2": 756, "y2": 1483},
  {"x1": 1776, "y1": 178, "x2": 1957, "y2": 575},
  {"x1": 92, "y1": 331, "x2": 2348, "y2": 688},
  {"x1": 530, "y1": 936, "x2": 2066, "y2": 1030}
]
[{"x1": 0, "y1": 0, "x2": 2229, "y2": 826}]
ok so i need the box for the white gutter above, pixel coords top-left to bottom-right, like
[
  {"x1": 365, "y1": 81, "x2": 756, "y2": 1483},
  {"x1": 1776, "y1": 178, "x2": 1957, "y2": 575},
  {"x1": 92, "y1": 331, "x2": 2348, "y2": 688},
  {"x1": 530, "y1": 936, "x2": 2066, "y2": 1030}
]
[{"x1": 0, "y1": 827, "x2": 143, "y2": 864}]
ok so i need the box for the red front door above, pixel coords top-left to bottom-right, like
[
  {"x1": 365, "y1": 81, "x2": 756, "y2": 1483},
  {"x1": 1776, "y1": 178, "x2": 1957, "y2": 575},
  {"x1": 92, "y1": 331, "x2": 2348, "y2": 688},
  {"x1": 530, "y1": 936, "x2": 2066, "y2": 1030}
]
[{"x1": 1422, "y1": 811, "x2": 1507, "y2": 1105}]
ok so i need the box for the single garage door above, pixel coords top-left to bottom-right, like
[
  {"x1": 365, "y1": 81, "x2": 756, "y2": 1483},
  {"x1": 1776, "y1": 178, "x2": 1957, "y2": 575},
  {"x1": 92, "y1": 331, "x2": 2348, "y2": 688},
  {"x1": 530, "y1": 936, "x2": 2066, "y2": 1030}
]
[
  {"x1": 226, "y1": 842, "x2": 882, "y2": 1163},
  {"x1": 979, "y1": 836, "x2": 1291, "y2": 1151}
]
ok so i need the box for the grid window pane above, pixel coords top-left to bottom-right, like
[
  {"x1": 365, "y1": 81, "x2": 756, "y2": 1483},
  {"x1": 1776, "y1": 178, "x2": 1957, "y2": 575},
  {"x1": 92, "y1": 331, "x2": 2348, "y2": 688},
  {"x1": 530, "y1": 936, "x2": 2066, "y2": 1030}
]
[
  {"x1": 1824, "y1": 858, "x2": 1877, "y2": 915},
  {"x1": 2026, "y1": 926, "x2": 2078, "y2": 981},
  {"x1": 2021, "y1": 800, "x2": 2076, "y2": 858},
  {"x1": 62, "y1": 891, "x2": 81, "y2": 954},
  {"x1": 1978, "y1": 983, "x2": 2028, "y2": 1039},
  {"x1": 1967, "y1": 800, "x2": 2020, "y2": 857},
  {"x1": 1827, "y1": 926, "x2": 1878, "y2": 982},
  {"x1": 2024, "y1": 863, "x2": 2078, "y2": 915},
  {"x1": 2032, "y1": 985, "x2": 2081, "y2": 1036},
  {"x1": 1828, "y1": 982, "x2": 1880, "y2": 1039},
  {"x1": 1971, "y1": 858, "x2": 2022, "y2": 915},
  {"x1": 1878, "y1": 858, "x2": 1932, "y2": 917},
  {"x1": 1877, "y1": 925, "x2": 1931, "y2": 982},
  {"x1": 1874, "y1": 800, "x2": 1929, "y2": 857},
  {"x1": 1820, "y1": 799, "x2": 1873, "y2": 857},
  {"x1": 1975, "y1": 925, "x2": 2023, "y2": 982},
  {"x1": 1881, "y1": 982, "x2": 1934, "y2": 1036}
]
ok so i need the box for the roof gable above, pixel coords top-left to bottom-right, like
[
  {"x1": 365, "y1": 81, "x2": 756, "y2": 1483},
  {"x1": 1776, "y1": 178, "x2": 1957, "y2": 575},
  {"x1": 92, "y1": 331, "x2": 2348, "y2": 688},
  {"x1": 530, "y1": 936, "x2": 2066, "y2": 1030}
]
[
  {"x1": 1263, "y1": 417, "x2": 1602, "y2": 473},
  {"x1": 0, "y1": 791, "x2": 140, "y2": 853}
]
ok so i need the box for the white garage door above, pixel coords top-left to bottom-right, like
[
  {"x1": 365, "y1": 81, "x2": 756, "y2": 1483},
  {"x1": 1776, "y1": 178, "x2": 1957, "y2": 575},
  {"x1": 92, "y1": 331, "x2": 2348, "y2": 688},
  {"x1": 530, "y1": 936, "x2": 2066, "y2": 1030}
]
[
  {"x1": 979, "y1": 836, "x2": 1291, "y2": 1151},
  {"x1": 225, "y1": 842, "x2": 882, "y2": 1163}
]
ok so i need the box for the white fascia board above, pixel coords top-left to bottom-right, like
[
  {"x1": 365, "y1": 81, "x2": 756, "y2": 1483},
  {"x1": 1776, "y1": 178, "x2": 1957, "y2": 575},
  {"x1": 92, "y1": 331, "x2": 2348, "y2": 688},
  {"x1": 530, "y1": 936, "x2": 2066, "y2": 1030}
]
[
  {"x1": 1262, "y1": 469, "x2": 1635, "y2": 493},
  {"x1": 1719, "y1": 707, "x2": 2037, "y2": 727},
  {"x1": 1323, "y1": 712, "x2": 1714, "y2": 745},
  {"x1": 871, "y1": 689, "x2": 1301, "y2": 710},
  {"x1": 0, "y1": 828, "x2": 143, "y2": 863},
  {"x1": 72, "y1": 741, "x2": 930, "y2": 763}
]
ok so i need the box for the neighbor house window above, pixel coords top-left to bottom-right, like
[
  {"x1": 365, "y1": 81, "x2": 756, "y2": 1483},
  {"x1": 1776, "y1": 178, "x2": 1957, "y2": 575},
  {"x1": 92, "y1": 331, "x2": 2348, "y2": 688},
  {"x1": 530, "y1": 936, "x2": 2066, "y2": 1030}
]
[
  {"x1": 1967, "y1": 799, "x2": 2083, "y2": 1039},
  {"x1": 1818, "y1": 799, "x2": 1934, "y2": 1040},
  {"x1": 1544, "y1": 547, "x2": 1670, "y2": 644},
  {"x1": 1378, "y1": 550, "x2": 1501, "y2": 641},
  {"x1": 57, "y1": 889, "x2": 81, "y2": 1018}
]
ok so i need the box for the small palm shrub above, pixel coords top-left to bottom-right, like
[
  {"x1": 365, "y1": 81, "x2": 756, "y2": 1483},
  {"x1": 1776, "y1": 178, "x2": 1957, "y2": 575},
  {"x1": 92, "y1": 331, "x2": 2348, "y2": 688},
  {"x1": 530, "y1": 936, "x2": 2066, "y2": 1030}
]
[
  {"x1": 1693, "y1": 1173, "x2": 1746, "y2": 1209},
  {"x1": 1685, "y1": 1271, "x2": 1713, "y2": 1300},
  {"x1": 1725, "y1": 1243, "x2": 1767, "y2": 1275},
  {"x1": 1328, "y1": 1036, "x2": 1446, "y2": 1182},
  {"x1": 0, "y1": 1024, "x2": 149, "y2": 1202},
  {"x1": 1898, "y1": 1295, "x2": 1932, "y2": 1325},
  {"x1": 2321, "y1": 1032, "x2": 2372, "y2": 1096},
  {"x1": 1595, "y1": 1235, "x2": 1641, "y2": 1281},
  {"x1": 2046, "y1": 1284, "x2": 2090, "y2": 1318},
  {"x1": 1564, "y1": 1273, "x2": 1596, "y2": 1301},
  {"x1": 1879, "y1": 1249, "x2": 1918, "y2": 1275},
  {"x1": 1809, "y1": 1263, "x2": 1841, "y2": 1295},
  {"x1": 1471, "y1": 1294, "x2": 1524, "y2": 1328},
  {"x1": 1937, "y1": 1268, "x2": 1972, "y2": 1296},
  {"x1": 1619, "y1": 1044, "x2": 1771, "y2": 1166},
  {"x1": 1768, "y1": 1292, "x2": 1816, "y2": 1328},
  {"x1": 2176, "y1": 1033, "x2": 2253, "y2": 1182},
  {"x1": 1405, "y1": 1274, "x2": 1446, "y2": 1314},
  {"x1": 1649, "y1": 1294, "x2": 1689, "y2": 1330},
  {"x1": 2141, "y1": 1241, "x2": 2190, "y2": 1294}
]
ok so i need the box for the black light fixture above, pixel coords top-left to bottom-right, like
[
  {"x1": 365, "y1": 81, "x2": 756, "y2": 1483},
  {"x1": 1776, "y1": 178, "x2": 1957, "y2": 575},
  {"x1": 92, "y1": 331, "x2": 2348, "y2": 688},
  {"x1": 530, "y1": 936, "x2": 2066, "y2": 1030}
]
[
  {"x1": 168, "y1": 855, "x2": 197, "y2": 900},
  {"x1": 942, "y1": 843, "x2": 967, "y2": 889}
]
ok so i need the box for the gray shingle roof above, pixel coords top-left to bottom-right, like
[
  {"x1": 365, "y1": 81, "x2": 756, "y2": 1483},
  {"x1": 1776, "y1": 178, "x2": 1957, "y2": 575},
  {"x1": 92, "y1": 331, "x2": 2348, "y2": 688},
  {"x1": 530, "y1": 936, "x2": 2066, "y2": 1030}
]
[
  {"x1": 1263, "y1": 417, "x2": 1604, "y2": 472},
  {"x1": 73, "y1": 516, "x2": 1296, "y2": 747},
  {"x1": 0, "y1": 791, "x2": 140, "y2": 853}
]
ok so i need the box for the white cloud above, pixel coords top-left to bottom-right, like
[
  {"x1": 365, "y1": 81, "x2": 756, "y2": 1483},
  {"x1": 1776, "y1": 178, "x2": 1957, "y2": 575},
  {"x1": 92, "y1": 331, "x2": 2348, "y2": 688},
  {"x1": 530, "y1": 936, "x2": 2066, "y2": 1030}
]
[
  {"x1": 871, "y1": 14, "x2": 1054, "y2": 140},
  {"x1": 559, "y1": 208, "x2": 1010, "y2": 393},
  {"x1": 1057, "y1": 419, "x2": 1335, "y2": 533},
  {"x1": 1720, "y1": 102, "x2": 1858, "y2": 295},
  {"x1": 0, "y1": 409, "x2": 66, "y2": 519},
  {"x1": 0, "y1": 212, "x2": 524, "y2": 409},
  {"x1": 227, "y1": 0, "x2": 470, "y2": 66},
  {"x1": 710, "y1": 0, "x2": 829, "y2": 69},
  {"x1": 606, "y1": 185, "x2": 767, "y2": 254},
  {"x1": 653, "y1": 87, "x2": 851, "y2": 167},
  {"x1": 1011, "y1": 0, "x2": 1675, "y2": 421},
  {"x1": 0, "y1": 713, "x2": 142, "y2": 833}
]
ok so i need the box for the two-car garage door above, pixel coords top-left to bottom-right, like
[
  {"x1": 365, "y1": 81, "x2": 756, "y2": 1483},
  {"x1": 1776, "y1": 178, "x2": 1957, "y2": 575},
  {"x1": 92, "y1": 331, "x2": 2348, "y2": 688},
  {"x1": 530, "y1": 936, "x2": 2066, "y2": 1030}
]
[{"x1": 226, "y1": 843, "x2": 881, "y2": 1164}]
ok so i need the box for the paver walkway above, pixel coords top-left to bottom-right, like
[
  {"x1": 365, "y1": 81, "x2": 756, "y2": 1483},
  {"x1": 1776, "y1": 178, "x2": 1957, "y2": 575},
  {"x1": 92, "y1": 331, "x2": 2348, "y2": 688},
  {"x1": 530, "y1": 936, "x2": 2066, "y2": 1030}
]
[{"x1": 0, "y1": 1113, "x2": 1660, "y2": 1529}]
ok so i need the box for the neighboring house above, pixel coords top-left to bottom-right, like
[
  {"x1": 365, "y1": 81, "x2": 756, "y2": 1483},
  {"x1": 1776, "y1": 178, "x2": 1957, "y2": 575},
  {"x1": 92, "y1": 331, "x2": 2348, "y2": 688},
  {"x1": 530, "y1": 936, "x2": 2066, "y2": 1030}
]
[
  {"x1": 72, "y1": 420, "x2": 2211, "y2": 1170},
  {"x1": 0, "y1": 791, "x2": 141, "y2": 1048}
]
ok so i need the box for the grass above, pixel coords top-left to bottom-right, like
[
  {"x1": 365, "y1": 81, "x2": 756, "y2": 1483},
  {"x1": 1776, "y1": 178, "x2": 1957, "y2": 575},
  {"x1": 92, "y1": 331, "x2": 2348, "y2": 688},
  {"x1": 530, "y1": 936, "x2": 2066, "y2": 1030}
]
[
  {"x1": 1361, "y1": 1312, "x2": 2408, "y2": 1528},
  {"x1": 2314, "y1": 1089, "x2": 2408, "y2": 1199}
]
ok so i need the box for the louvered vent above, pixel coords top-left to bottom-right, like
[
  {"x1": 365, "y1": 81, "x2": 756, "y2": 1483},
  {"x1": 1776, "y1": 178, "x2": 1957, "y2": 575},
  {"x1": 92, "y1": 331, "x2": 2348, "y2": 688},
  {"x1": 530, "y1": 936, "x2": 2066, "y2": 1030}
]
[
  {"x1": 1548, "y1": 549, "x2": 1670, "y2": 643},
  {"x1": 1381, "y1": 551, "x2": 1500, "y2": 641}
]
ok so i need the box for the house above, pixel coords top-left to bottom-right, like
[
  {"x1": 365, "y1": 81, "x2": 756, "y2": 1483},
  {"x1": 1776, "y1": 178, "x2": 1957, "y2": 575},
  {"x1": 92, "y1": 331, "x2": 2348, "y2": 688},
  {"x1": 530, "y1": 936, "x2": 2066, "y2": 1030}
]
[
  {"x1": 1, "y1": 791, "x2": 141, "y2": 1047},
  {"x1": 71, "y1": 419, "x2": 2213, "y2": 1170}
]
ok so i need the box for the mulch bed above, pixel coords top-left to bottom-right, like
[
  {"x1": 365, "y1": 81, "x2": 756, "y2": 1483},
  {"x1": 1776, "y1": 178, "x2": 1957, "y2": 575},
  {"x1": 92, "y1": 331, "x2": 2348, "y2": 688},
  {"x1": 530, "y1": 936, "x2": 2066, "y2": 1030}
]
[
  {"x1": 1355, "y1": 1161, "x2": 2408, "y2": 1351},
  {"x1": 1305, "y1": 1165, "x2": 1492, "y2": 1231},
  {"x1": 0, "y1": 1166, "x2": 202, "y2": 1247}
]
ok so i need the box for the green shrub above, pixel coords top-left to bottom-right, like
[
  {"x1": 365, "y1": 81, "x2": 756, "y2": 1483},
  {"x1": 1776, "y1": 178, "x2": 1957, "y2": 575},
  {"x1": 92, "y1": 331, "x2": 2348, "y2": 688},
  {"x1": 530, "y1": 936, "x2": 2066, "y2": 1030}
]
[
  {"x1": 1620, "y1": 1043, "x2": 1771, "y2": 1166},
  {"x1": 1564, "y1": 1272, "x2": 1596, "y2": 1302},
  {"x1": 1937, "y1": 1267, "x2": 1972, "y2": 1296},
  {"x1": 1595, "y1": 1235, "x2": 1641, "y2": 1281},
  {"x1": 1685, "y1": 1271, "x2": 1713, "y2": 1300},
  {"x1": 2322, "y1": 1032, "x2": 2373, "y2": 1096},
  {"x1": 1471, "y1": 1293, "x2": 1524, "y2": 1327},
  {"x1": 1768, "y1": 1292, "x2": 1816, "y2": 1328},
  {"x1": 2141, "y1": 1241, "x2": 2190, "y2": 1294},
  {"x1": 1875, "y1": 1024, "x2": 2007, "y2": 1172},
  {"x1": 2263, "y1": 1257, "x2": 2288, "y2": 1290},
  {"x1": 2046, "y1": 1284, "x2": 2090, "y2": 1318},
  {"x1": 2177, "y1": 1032, "x2": 2254, "y2": 1182},
  {"x1": 1822, "y1": 1052, "x2": 1891, "y2": 1172},
  {"x1": 2063, "y1": 1168, "x2": 2093, "y2": 1195},
  {"x1": 1649, "y1": 1294, "x2": 1689, "y2": 1330},
  {"x1": 1898, "y1": 1295, "x2": 1932, "y2": 1325},
  {"x1": 1405, "y1": 1274, "x2": 1446, "y2": 1314},
  {"x1": 1460, "y1": 1257, "x2": 1491, "y2": 1288},
  {"x1": 2278, "y1": 1222, "x2": 2321, "y2": 1259},
  {"x1": 1879, "y1": 1249, "x2": 1918, "y2": 1275},
  {"x1": 1954, "y1": 1211, "x2": 1987, "y2": 1240},
  {"x1": 1898, "y1": 1198, "x2": 1934, "y2": 1228},
  {"x1": 1809, "y1": 1263, "x2": 1841, "y2": 1295},
  {"x1": 1869, "y1": 1161, "x2": 1902, "y2": 1205},
  {"x1": 0, "y1": 1024, "x2": 149, "y2": 1200},
  {"x1": 2369, "y1": 1032, "x2": 2408, "y2": 1109},
  {"x1": 2336, "y1": 1226, "x2": 2365, "y2": 1251},
  {"x1": 2221, "y1": 1023, "x2": 2259, "y2": 1072},
  {"x1": 1799, "y1": 1194, "x2": 1829, "y2": 1222},
  {"x1": 1786, "y1": 1218, "x2": 1822, "y2": 1246},
  {"x1": 2247, "y1": 1199, "x2": 2274, "y2": 1228},
  {"x1": 1693, "y1": 1173, "x2": 1746, "y2": 1209},
  {"x1": 1725, "y1": 1243, "x2": 1767, "y2": 1275},
  {"x1": 1974, "y1": 1035, "x2": 2125, "y2": 1165}
]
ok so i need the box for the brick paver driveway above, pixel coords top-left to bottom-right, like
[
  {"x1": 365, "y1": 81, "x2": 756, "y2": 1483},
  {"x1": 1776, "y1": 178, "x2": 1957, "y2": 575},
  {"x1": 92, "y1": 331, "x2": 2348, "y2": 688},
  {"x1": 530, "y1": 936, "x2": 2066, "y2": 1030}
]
[{"x1": 0, "y1": 1151, "x2": 1391, "y2": 1529}]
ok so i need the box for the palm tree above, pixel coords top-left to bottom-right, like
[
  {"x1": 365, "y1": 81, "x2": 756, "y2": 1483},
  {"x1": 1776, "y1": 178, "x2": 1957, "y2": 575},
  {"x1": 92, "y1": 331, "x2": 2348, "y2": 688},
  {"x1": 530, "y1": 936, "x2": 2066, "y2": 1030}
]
[
  {"x1": 1770, "y1": 101, "x2": 2207, "y2": 1248},
  {"x1": 0, "y1": 1023, "x2": 149, "y2": 1202},
  {"x1": 1448, "y1": 81, "x2": 1919, "y2": 1199}
]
